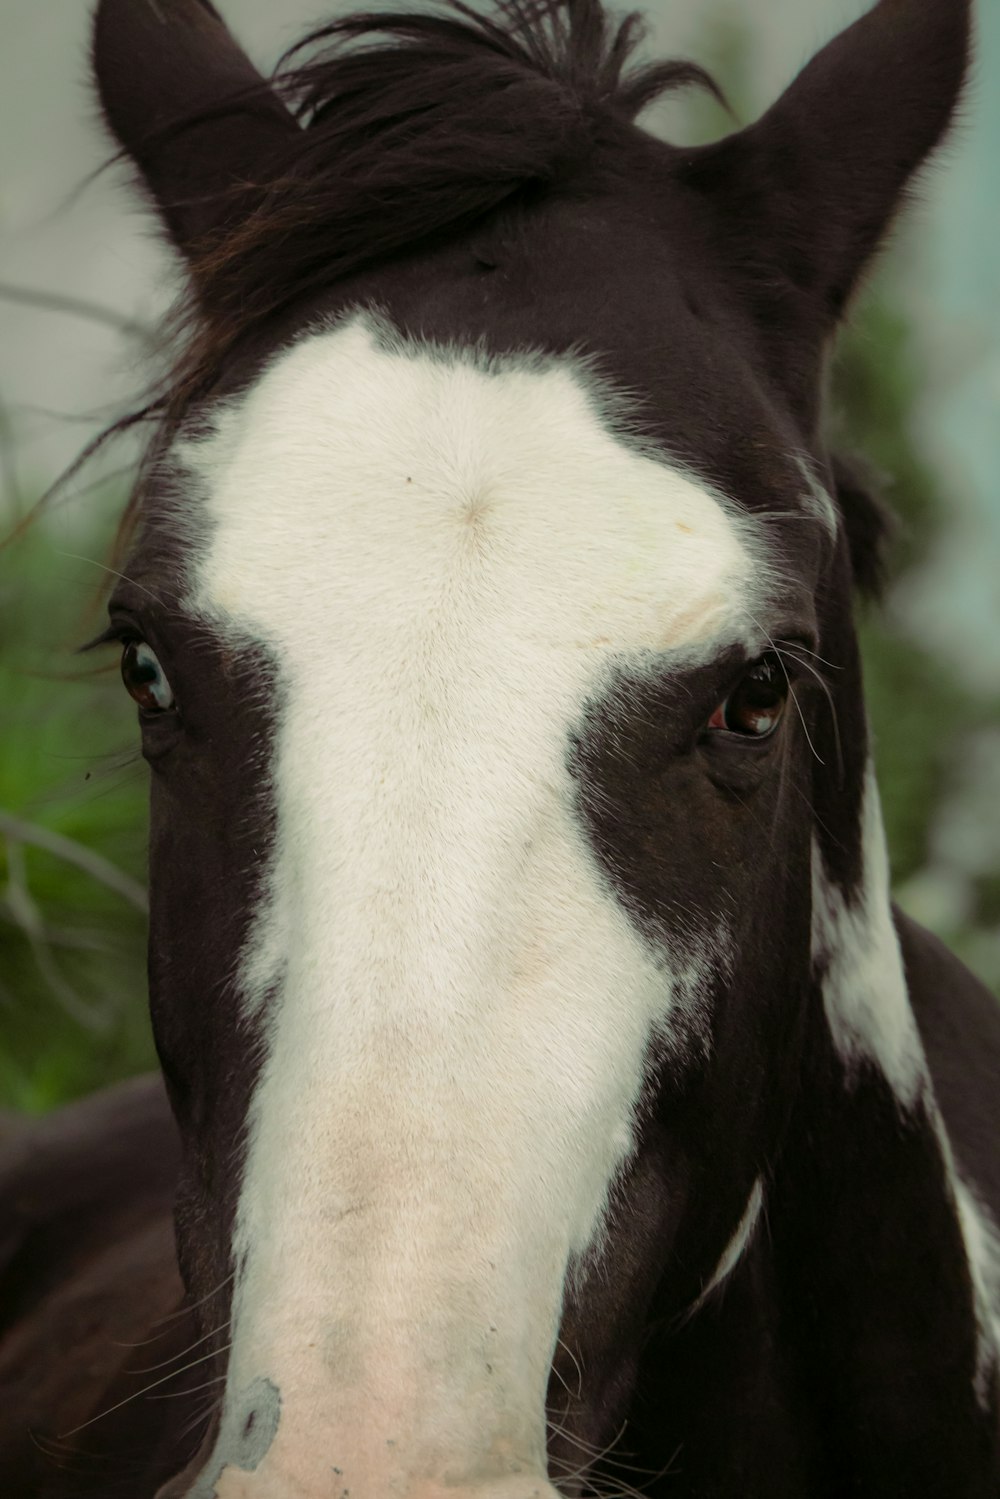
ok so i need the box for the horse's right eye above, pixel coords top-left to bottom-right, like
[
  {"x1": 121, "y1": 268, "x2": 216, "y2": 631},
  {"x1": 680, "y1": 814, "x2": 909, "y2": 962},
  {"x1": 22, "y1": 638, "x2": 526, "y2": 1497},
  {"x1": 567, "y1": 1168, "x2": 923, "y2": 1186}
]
[
  {"x1": 706, "y1": 656, "x2": 789, "y2": 740},
  {"x1": 121, "y1": 640, "x2": 175, "y2": 713}
]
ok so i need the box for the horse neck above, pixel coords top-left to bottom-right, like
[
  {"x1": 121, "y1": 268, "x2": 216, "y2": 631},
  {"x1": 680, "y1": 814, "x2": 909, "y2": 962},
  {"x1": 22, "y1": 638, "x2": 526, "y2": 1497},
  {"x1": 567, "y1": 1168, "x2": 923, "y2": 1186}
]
[
  {"x1": 755, "y1": 990, "x2": 996, "y2": 1492},
  {"x1": 622, "y1": 1008, "x2": 996, "y2": 1499}
]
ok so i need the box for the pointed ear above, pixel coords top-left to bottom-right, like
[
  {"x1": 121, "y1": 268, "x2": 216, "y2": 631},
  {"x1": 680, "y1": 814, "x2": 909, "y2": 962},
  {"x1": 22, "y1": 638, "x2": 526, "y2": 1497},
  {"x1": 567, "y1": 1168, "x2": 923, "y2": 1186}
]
[
  {"x1": 93, "y1": 0, "x2": 299, "y2": 260},
  {"x1": 685, "y1": 0, "x2": 971, "y2": 354}
]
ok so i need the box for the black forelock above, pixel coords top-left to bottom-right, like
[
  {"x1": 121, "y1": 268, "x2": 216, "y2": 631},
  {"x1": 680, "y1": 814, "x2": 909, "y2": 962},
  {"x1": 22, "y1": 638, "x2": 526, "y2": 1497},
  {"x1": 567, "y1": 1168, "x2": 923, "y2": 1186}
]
[
  {"x1": 287, "y1": 0, "x2": 721, "y2": 124},
  {"x1": 178, "y1": 0, "x2": 722, "y2": 364}
]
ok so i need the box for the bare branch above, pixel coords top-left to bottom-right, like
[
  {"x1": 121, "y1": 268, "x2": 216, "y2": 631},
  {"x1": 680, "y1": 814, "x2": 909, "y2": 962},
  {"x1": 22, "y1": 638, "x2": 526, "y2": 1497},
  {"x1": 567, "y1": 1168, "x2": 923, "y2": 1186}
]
[
  {"x1": 0, "y1": 279, "x2": 151, "y2": 344},
  {"x1": 0, "y1": 390, "x2": 24, "y2": 517},
  {"x1": 0, "y1": 809, "x2": 148, "y2": 913}
]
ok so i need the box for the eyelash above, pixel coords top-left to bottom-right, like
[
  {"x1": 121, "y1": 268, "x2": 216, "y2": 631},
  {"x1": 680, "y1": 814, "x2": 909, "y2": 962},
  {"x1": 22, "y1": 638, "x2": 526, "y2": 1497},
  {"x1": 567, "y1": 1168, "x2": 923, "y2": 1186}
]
[
  {"x1": 77, "y1": 619, "x2": 143, "y2": 655},
  {"x1": 769, "y1": 640, "x2": 834, "y2": 690}
]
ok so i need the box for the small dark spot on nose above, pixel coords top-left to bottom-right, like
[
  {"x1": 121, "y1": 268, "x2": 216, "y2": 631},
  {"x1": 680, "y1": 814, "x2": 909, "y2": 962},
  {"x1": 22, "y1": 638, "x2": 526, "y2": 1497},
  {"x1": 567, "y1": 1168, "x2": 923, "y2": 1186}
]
[{"x1": 230, "y1": 1376, "x2": 281, "y2": 1471}]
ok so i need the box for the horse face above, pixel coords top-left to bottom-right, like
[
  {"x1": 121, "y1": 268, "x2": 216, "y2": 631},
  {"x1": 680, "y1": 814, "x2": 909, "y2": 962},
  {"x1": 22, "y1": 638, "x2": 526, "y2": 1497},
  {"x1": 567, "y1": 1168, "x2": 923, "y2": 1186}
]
[
  {"x1": 92, "y1": 1, "x2": 970, "y2": 1494},
  {"x1": 120, "y1": 299, "x2": 826, "y2": 1495}
]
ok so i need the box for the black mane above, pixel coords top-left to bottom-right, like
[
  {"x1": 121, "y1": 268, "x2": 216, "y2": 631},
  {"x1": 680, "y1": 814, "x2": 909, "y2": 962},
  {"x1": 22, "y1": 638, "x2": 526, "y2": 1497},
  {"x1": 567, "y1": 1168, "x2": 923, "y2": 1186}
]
[{"x1": 187, "y1": 0, "x2": 721, "y2": 345}]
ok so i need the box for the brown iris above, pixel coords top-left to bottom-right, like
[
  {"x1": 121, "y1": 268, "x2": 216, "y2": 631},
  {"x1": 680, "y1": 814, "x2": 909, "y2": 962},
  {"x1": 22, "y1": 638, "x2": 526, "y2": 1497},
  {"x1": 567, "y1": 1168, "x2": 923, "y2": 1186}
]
[
  {"x1": 707, "y1": 656, "x2": 788, "y2": 739},
  {"x1": 121, "y1": 640, "x2": 175, "y2": 713}
]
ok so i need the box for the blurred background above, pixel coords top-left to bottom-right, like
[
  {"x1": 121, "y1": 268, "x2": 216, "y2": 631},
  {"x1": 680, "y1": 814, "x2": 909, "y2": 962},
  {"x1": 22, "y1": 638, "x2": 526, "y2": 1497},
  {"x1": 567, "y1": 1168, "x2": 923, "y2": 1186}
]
[{"x1": 1, "y1": 0, "x2": 998, "y2": 1112}]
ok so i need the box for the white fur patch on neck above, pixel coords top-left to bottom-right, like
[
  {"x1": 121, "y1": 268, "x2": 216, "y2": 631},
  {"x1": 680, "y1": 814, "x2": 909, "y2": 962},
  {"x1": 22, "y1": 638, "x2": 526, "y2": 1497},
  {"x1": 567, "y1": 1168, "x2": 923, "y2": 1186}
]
[
  {"x1": 954, "y1": 1177, "x2": 1000, "y2": 1407},
  {"x1": 932, "y1": 1118, "x2": 1000, "y2": 1408},
  {"x1": 811, "y1": 765, "x2": 928, "y2": 1108},
  {"x1": 176, "y1": 315, "x2": 772, "y2": 1491},
  {"x1": 812, "y1": 769, "x2": 1000, "y2": 1406}
]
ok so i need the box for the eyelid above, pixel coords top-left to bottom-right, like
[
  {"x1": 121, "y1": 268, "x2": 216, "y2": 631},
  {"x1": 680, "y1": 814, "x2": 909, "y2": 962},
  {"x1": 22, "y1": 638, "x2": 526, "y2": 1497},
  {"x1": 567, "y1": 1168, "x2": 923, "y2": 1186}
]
[
  {"x1": 725, "y1": 650, "x2": 784, "y2": 687},
  {"x1": 710, "y1": 649, "x2": 804, "y2": 714},
  {"x1": 75, "y1": 616, "x2": 142, "y2": 654}
]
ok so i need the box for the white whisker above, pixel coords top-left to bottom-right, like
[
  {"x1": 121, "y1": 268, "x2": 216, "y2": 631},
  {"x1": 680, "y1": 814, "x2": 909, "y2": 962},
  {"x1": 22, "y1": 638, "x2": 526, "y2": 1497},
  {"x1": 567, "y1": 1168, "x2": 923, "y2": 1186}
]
[
  {"x1": 744, "y1": 612, "x2": 824, "y2": 765},
  {"x1": 150, "y1": 1374, "x2": 228, "y2": 1401},
  {"x1": 775, "y1": 646, "x2": 844, "y2": 779},
  {"x1": 109, "y1": 1273, "x2": 235, "y2": 1349},
  {"x1": 131, "y1": 1319, "x2": 231, "y2": 1375},
  {"x1": 555, "y1": 1335, "x2": 584, "y2": 1400},
  {"x1": 58, "y1": 1343, "x2": 232, "y2": 1439},
  {"x1": 53, "y1": 551, "x2": 161, "y2": 602}
]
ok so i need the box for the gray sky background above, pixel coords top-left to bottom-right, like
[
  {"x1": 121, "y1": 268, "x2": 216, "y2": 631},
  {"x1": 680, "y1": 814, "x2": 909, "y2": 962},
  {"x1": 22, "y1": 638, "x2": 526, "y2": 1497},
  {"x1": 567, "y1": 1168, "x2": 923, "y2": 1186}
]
[{"x1": 1, "y1": 0, "x2": 998, "y2": 689}]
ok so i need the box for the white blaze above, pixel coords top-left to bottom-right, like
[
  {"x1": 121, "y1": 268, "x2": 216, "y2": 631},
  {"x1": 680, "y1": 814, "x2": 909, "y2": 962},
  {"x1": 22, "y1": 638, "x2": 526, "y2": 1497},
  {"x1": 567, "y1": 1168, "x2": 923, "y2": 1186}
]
[{"x1": 179, "y1": 317, "x2": 764, "y2": 1495}]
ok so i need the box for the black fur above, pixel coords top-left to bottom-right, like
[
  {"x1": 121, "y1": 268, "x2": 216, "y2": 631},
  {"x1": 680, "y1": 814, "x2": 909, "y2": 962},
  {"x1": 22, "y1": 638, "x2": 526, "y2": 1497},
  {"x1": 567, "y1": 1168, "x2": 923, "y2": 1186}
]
[{"x1": 3, "y1": 1, "x2": 995, "y2": 1496}]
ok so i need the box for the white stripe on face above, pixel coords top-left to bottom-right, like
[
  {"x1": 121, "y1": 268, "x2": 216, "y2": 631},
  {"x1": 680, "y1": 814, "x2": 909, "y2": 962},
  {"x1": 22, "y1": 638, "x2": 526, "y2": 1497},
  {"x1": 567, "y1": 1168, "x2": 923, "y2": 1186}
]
[{"x1": 178, "y1": 316, "x2": 766, "y2": 1495}]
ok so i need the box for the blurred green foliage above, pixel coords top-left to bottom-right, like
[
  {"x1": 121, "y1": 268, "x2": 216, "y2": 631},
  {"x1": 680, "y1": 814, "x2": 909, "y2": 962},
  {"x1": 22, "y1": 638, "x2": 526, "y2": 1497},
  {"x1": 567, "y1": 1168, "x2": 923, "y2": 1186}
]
[
  {"x1": 1, "y1": 509, "x2": 155, "y2": 1111},
  {"x1": 835, "y1": 299, "x2": 1000, "y2": 977},
  {"x1": 835, "y1": 299, "x2": 977, "y2": 886}
]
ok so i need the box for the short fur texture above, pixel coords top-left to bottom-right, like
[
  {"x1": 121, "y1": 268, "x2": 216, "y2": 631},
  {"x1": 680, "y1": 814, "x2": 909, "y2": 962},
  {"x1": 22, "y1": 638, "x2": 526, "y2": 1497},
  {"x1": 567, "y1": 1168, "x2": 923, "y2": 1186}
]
[{"x1": 2, "y1": 1, "x2": 997, "y2": 1496}]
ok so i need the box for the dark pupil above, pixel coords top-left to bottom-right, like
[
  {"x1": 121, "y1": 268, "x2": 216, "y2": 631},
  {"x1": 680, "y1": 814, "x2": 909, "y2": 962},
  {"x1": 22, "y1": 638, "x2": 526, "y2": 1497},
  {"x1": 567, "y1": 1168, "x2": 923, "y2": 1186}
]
[
  {"x1": 122, "y1": 641, "x2": 172, "y2": 712},
  {"x1": 726, "y1": 663, "x2": 786, "y2": 736}
]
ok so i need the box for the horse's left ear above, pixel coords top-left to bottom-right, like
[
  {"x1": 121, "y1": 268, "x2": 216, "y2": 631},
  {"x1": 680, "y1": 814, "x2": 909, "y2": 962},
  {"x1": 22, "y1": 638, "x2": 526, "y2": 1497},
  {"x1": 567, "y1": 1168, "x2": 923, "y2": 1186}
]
[
  {"x1": 686, "y1": 0, "x2": 972, "y2": 374},
  {"x1": 93, "y1": 0, "x2": 299, "y2": 261}
]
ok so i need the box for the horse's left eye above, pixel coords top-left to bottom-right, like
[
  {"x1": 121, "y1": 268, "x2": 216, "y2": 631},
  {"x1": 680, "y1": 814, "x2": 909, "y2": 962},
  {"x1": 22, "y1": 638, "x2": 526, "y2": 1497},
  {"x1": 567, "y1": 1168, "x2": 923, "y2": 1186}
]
[
  {"x1": 707, "y1": 657, "x2": 788, "y2": 739},
  {"x1": 121, "y1": 640, "x2": 175, "y2": 713}
]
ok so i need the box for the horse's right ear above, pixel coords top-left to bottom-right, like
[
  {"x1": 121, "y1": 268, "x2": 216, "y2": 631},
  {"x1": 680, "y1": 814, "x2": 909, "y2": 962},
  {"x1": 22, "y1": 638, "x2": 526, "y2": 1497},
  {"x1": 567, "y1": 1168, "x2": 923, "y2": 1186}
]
[
  {"x1": 682, "y1": 0, "x2": 972, "y2": 419},
  {"x1": 93, "y1": 0, "x2": 299, "y2": 262}
]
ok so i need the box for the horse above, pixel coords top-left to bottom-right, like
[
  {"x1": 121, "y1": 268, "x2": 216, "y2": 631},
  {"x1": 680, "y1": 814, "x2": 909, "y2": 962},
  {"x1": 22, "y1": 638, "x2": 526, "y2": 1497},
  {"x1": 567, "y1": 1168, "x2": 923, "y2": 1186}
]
[{"x1": 2, "y1": 0, "x2": 998, "y2": 1493}]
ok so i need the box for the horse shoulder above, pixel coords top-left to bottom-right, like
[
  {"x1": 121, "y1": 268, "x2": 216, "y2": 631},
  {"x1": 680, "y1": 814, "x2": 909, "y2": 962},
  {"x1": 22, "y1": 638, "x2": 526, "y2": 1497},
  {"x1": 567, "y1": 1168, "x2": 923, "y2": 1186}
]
[{"x1": 0, "y1": 1075, "x2": 185, "y2": 1497}]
